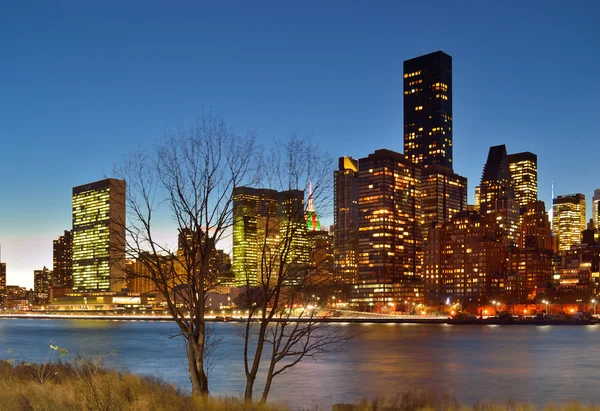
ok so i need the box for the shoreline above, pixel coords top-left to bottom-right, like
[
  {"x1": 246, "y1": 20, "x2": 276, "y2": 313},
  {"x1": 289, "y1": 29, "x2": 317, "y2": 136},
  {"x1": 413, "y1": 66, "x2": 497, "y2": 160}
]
[{"x1": 1, "y1": 313, "x2": 598, "y2": 325}]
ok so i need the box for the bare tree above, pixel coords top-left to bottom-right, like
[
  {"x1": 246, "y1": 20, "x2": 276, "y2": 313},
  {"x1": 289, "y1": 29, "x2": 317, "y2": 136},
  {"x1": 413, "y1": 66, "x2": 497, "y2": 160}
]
[
  {"x1": 238, "y1": 136, "x2": 361, "y2": 403},
  {"x1": 115, "y1": 113, "x2": 259, "y2": 395}
]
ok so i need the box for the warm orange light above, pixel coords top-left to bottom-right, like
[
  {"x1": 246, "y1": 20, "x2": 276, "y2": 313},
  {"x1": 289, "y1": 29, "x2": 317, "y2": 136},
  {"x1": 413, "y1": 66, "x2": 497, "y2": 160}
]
[
  {"x1": 483, "y1": 310, "x2": 488, "y2": 315},
  {"x1": 523, "y1": 309, "x2": 527, "y2": 314},
  {"x1": 450, "y1": 310, "x2": 456, "y2": 316},
  {"x1": 570, "y1": 308, "x2": 575, "y2": 313}
]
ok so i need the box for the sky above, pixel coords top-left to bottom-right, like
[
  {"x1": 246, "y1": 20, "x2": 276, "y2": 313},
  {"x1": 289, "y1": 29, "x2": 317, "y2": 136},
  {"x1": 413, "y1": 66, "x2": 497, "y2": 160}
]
[{"x1": 1, "y1": 1, "x2": 599, "y2": 288}]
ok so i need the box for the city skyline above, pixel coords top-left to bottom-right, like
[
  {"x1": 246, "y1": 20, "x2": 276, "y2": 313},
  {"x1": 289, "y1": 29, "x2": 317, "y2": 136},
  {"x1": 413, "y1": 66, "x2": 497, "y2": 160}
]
[{"x1": 2, "y1": 1, "x2": 600, "y2": 287}]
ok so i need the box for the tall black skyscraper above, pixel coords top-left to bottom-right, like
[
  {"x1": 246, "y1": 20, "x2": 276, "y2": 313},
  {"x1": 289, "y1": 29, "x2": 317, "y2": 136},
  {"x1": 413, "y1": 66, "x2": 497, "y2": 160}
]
[
  {"x1": 333, "y1": 156, "x2": 359, "y2": 285},
  {"x1": 404, "y1": 50, "x2": 453, "y2": 169}
]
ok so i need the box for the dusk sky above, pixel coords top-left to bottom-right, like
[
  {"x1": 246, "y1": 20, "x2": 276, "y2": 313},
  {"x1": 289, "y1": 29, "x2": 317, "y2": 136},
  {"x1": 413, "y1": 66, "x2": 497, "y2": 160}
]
[{"x1": 1, "y1": 1, "x2": 599, "y2": 288}]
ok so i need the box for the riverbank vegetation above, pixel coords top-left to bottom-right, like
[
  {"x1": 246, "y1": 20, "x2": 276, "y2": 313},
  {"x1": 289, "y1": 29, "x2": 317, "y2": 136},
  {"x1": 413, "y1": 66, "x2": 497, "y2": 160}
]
[{"x1": 0, "y1": 360, "x2": 284, "y2": 411}]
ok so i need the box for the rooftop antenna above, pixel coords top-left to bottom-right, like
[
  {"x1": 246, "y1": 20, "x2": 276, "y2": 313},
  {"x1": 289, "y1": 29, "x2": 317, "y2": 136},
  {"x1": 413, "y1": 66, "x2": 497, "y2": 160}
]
[{"x1": 307, "y1": 181, "x2": 314, "y2": 212}]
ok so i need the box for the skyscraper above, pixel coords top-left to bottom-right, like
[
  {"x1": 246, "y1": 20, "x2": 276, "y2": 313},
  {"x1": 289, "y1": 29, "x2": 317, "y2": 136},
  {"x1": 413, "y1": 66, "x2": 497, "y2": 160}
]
[
  {"x1": 477, "y1": 145, "x2": 520, "y2": 245},
  {"x1": 404, "y1": 50, "x2": 453, "y2": 169},
  {"x1": 72, "y1": 178, "x2": 126, "y2": 293},
  {"x1": 232, "y1": 187, "x2": 279, "y2": 285},
  {"x1": 403, "y1": 51, "x2": 466, "y2": 238},
  {"x1": 232, "y1": 187, "x2": 310, "y2": 286},
  {"x1": 593, "y1": 189, "x2": 600, "y2": 230},
  {"x1": 420, "y1": 165, "x2": 467, "y2": 240},
  {"x1": 333, "y1": 157, "x2": 359, "y2": 285},
  {"x1": 353, "y1": 149, "x2": 423, "y2": 310},
  {"x1": 52, "y1": 230, "x2": 73, "y2": 289},
  {"x1": 508, "y1": 152, "x2": 538, "y2": 213},
  {"x1": 553, "y1": 194, "x2": 586, "y2": 252}
]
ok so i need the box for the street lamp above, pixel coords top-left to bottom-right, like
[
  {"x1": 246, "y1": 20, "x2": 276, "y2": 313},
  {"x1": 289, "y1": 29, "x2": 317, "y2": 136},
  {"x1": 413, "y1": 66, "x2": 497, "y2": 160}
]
[
  {"x1": 542, "y1": 300, "x2": 549, "y2": 316},
  {"x1": 592, "y1": 299, "x2": 597, "y2": 316}
]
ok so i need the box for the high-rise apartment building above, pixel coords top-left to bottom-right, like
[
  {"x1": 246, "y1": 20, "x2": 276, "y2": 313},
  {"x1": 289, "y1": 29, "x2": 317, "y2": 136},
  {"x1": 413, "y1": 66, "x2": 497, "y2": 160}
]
[
  {"x1": 593, "y1": 189, "x2": 600, "y2": 230},
  {"x1": 333, "y1": 157, "x2": 359, "y2": 285},
  {"x1": 52, "y1": 230, "x2": 73, "y2": 289},
  {"x1": 520, "y1": 200, "x2": 553, "y2": 250},
  {"x1": 72, "y1": 178, "x2": 126, "y2": 293},
  {"x1": 553, "y1": 194, "x2": 586, "y2": 252},
  {"x1": 477, "y1": 145, "x2": 520, "y2": 245},
  {"x1": 420, "y1": 165, "x2": 467, "y2": 240},
  {"x1": 424, "y1": 211, "x2": 505, "y2": 302},
  {"x1": 353, "y1": 149, "x2": 423, "y2": 309},
  {"x1": 508, "y1": 152, "x2": 538, "y2": 213},
  {"x1": 404, "y1": 50, "x2": 453, "y2": 169}
]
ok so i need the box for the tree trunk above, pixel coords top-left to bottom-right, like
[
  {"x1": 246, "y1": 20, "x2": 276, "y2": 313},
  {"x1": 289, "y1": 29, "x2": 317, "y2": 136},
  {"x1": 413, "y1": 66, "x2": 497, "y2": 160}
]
[
  {"x1": 244, "y1": 319, "x2": 268, "y2": 402},
  {"x1": 187, "y1": 336, "x2": 209, "y2": 395},
  {"x1": 260, "y1": 359, "x2": 277, "y2": 404}
]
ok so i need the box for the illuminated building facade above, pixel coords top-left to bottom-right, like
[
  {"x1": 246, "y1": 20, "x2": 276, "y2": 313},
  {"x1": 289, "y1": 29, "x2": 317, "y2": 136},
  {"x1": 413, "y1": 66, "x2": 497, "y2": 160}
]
[
  {"x1": 233, "y1": 187, "x2": 279, "y2": 285},
  {"x1": 277, "y1": 189, "x2": 311, "y2": 282},
  {"x1": 307, "y1": 229, "x2": 334, "y2": 285},
  {"x1": 352, "y1": 149, "x2": 423, "y2": 310},
  {"x1": 520, "y1": 201, "x2": 553, "y2": 250},
  {"x1": 553, "y1": 194, "x2": 586, "y2": 252},
  {"x1": 420, "y1": 165, "x2": 467, "y2": 241},
  {"x1": 506, "y1": 249, "x2": 553, "y2": 301},
  {"x1": 72, "y1": 178, "x2": 126, "y2": 293},
  {"x1": 424, "y1": 211, "x2": 505, "y2": 302},
  {"x1": 508, "y1": 152, "x2": 538, "y2": 213},
  {"x1": 477, "y1": 145, "x2": 520, "y2": 245},
  {"x1": 404, "y1": 50, "x2": 453, "y2": 169},
  {"x1": 34, "y1": 267, "x2": 51, "y2": 294},
  {"x1": 593, "y1": 189, "x2": 600, "y2": 230},
  {"x1": 52, "y1": 230, "x2": 73, "y2": 289},
  {"x1": 126, "y1": 255, "x2": 158, "y2": 295},
  {"x1": 333, "y1": 156, "x2": 359, "y2": 285},
  {"x1": 232, "y1": 187, "x2": 310, "y2": 286}
]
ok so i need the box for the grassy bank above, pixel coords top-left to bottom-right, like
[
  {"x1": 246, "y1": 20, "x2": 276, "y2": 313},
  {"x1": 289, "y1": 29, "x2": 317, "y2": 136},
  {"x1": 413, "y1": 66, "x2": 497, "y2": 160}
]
[
  {"x1": 2, "y1": 360, "x2": 599, "y2": 411},
  {"x1": 0, "y1": 360, "x2": 283, "y2": 411}
]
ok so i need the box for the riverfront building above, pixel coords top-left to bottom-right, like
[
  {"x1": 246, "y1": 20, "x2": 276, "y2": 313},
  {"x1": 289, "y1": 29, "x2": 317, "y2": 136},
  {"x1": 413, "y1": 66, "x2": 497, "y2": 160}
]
[
  {"x1": 424, "y1": 211, "x2": 505, "y2": 302},
  {"x1": 352, "y1": 149, "x2": 423, "y2": 310},
  {"x1": 72, "y1": 178, "x2": 126, "y2": 293}
]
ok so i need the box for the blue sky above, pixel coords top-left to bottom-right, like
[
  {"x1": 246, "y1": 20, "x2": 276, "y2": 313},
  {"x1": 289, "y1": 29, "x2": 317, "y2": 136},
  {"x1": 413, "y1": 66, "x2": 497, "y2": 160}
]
[{"x1": 1, "y1": 1, "x2": 599, "y2": 288}]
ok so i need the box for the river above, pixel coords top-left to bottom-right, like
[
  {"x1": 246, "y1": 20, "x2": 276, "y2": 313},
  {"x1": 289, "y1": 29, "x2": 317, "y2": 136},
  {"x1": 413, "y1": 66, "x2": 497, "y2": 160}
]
[{"x1": 1, "y1": 319, "x2": 599, "y2": 409}]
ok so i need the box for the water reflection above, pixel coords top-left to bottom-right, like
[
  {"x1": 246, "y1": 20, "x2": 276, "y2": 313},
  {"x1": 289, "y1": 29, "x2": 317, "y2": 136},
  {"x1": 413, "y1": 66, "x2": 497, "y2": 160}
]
[{"x1": 1, "y1": 320, "x2": 600, "y2": 409}]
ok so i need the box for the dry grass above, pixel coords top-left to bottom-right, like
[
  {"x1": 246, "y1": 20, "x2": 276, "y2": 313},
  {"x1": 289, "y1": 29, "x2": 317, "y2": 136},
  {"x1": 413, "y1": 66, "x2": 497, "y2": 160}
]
[
  {"x1": 336, "y1": 391, "x2": 600, "y2": 411},
  {"x1": 0, "y1": 360, "x2": 285, "y2": 411}
]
